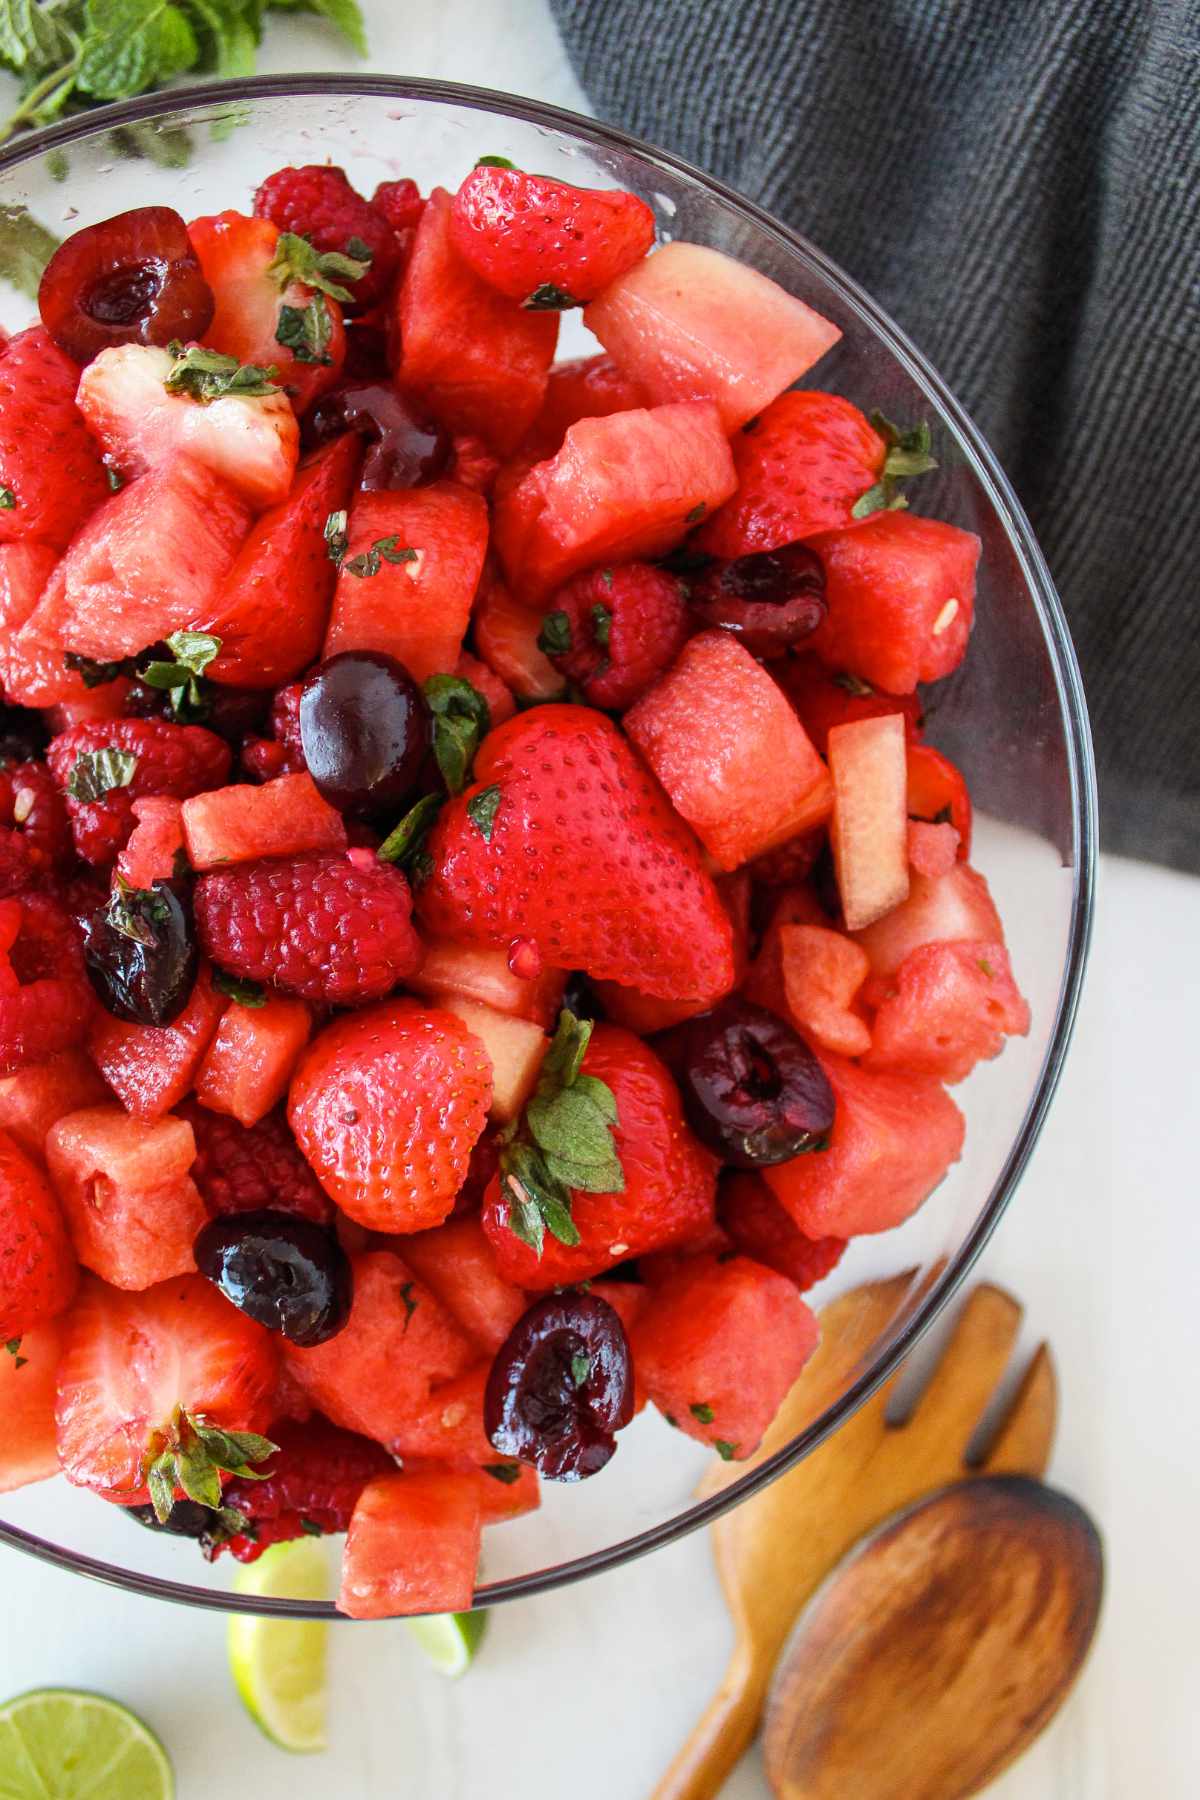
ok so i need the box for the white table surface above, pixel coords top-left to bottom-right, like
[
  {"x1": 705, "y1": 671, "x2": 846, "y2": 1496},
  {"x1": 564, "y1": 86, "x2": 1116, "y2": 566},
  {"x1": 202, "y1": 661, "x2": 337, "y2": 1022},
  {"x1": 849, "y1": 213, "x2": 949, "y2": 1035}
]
[{"x1": 3, "y1": 5, "x2": 1199, "y2": 1795}]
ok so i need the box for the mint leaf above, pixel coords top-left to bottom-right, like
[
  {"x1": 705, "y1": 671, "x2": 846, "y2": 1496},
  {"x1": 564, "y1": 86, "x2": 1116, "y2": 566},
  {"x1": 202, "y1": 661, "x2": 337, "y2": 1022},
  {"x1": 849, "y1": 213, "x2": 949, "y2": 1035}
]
[
  {"x1": 324, "y1": 507, "x2": 349, "y2": 566},
  {"x1": 0, "y1": 205, "x2": 61, "y2": 298},
  {"x1": 537, "y1": 610, "x2": 572, "y2": 658},
  {"x1": 689, "y1": 1402, "x2": 714, "y2": 1425},
  {"x1": 342, "y1": 535, "x2": 417, "y2": 579},
  {"x1": 276, "y1": 297, "x2": 333, "y2": 366},
  {"x1": 475, "y1": 154, "x2": 516, "y2": 169},
  {"x1": 67, "y1": 746, "x2": 137, "y2": 804},
  {"x1": 466, "y1": 784, "x2": 501, "y2": 842},
  {"x1": 76, "y1": 0, "x2": 198, "y2": 104},
  {"x1": 267, "y1": 229, "x2": 369, "y2": 304},
  {"x1": 833, "y1": 672, "x2": 874, "y2": 697},
  {"x1": 399, "y1": 1280, "x2": 418, "y2": 1330},
  {"x1": 377, "y1": 792, "x2": 443, "y2": 868},
  {"x1": 5, "y1": 1336, "x2": 27, "y2": 1369},
  {"x1": 139, "y1": 628, "x2": 220, "y2": 688},
  {"x1": 523, "y1": 282, "x2": 577, "y2": 311},
  {"x1": 571, "y1": 1353, "x2": 591, "y2": 1387},
  {"x1": 0, "y1": 488, "x2": 14, "y2": 510},
  {"x1": 685, "y1": 503, "x2": 707, "y2": 524},
  {"x1": 104, "y1": 876, "x2": 170, "y2": 949},
  {"x1": 64, "y1": 652, "x2": 127, "y2": 689},
  {"x1": 483, "y1": 1461, "x2": 522, "y2": 1484},
  {"x1": 714, "y1": 1440, "x2": 737, "y2": 1461},
  {"x1": 279, "y1": 0, "x2": 368, "y2": 57},
  {"x1": 423, "y1": 673, "x2": 491, "y2": 795},
  {"x1": 164, "y1": 342, "x2": 279, "y2": 402},
  {"x1": 213, "y1": 969, "x2": 267, "y2": 1007},
  {"x1": 589, "y1": 602, "x2": 612, "y2": 649}
]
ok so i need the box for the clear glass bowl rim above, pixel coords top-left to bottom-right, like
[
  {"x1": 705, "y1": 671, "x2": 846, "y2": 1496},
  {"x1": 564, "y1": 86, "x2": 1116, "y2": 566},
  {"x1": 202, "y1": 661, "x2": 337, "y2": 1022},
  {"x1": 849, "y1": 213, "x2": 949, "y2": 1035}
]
[{"x1": 0, "y1": 72, "x2": 1098, "y2": 1618}]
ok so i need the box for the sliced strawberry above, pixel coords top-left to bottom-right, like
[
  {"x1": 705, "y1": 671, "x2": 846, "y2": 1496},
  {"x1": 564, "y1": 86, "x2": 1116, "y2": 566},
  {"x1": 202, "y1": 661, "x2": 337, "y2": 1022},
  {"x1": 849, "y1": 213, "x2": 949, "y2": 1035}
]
[
  {"x1": 0, "y1": 1127, "x2": 77, "y2": 1337},
  {"x1": 0, "y1": 327, "x2": 109, "y2": 550}
]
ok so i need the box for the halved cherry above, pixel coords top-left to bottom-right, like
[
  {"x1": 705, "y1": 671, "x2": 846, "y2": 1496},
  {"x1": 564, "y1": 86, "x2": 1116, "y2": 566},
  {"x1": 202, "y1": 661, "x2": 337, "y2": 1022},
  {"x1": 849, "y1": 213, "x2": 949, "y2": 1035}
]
[{"x1": 38, "y1": 206, "x2": 214, "y2": 365}]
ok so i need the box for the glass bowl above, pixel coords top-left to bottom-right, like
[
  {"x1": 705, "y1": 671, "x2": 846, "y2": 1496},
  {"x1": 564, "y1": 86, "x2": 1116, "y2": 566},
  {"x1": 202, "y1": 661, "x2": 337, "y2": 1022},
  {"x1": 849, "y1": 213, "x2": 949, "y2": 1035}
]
[{"x1": 0, "y1": 76, "x2": 1096, "y2": 1618}]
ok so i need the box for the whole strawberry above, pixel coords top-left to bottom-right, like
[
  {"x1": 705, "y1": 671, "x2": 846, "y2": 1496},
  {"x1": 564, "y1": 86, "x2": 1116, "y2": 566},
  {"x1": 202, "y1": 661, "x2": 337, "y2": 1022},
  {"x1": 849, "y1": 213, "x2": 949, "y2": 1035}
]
[
  {"x1": 0, "y1": 328, "x2": 110, "y2": 550},
  {"x1": 254, "y1": 165, "x2": 402, "y2": 313},
  {"x1": 450, "y1": 166, "x2": 655, "y2": 305},
  {"x1": 417, "y1": 706, "x2": 735, "y2": 1003},
  {"x1": 288, "y1": 998, "x2": 492, "y2": 1232},
  {"x1": 177, "y1": 1100, "x2": 333, "y2": 1228},
  {"x1": 195, "y1": 850, "x2": 421, "y2": 1005},
  {"x1": 538, "y1": 562, "x2": 690, "y2": 709},
  {"x1": 0, "y1": 1127, "x2": 77, "y2": 1338}
]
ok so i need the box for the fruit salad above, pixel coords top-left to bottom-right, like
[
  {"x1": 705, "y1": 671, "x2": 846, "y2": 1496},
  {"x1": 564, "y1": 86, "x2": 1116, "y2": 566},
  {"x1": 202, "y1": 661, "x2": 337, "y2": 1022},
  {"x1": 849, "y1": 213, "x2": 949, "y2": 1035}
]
[{"x1": 0, "y1": 156, "x2": 1030, "y2": 1619}]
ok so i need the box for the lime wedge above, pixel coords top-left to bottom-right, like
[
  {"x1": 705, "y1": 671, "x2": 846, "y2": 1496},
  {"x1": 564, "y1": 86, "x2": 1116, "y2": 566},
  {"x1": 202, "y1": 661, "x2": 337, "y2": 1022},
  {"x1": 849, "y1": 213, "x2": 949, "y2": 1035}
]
[
  {"x1": 228, "y1": 1536, "x2": 330, "y2": 1753},
  {"x1": 0, "y1": 1687, "x2": 172, "y2": 1799},
  {"x1": 406, "y1": 1608, "x2": 488, "y2": 1677}
]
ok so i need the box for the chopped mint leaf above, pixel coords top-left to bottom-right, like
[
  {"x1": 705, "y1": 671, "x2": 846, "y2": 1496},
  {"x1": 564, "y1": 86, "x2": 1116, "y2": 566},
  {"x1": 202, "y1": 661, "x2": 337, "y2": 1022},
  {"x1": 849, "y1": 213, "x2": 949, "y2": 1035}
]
[
  {"x1": 714, "y1": 1440, "x2": 736, "y2": 1461},
  {"x1": 833, "y1": 672, "x2": 875, "y2": 697},
  {"x1": 67, "y1": 746, "x2": 137, "y2": 804},
  {"x1": 324, "y1": 508, "x2": 349, "y2": 566},
  {"x1": 377, "y1": 792, "x2": 443, "y2": 868},
  {"x1": 483, "y1": 1462, "x2": 522, "y2": 1484},
  {"x1": 138, "y1": 630, "x2": 220, "y2": 721},
  {"x1": 5, "y1": 1337, "x2": 27, "y2": 1369},
  {"x1": 476, "y1": 154, "x2": 517, "y2": 169},
  {"x1": 344, "y1": 234, "x2": 373, "y2": 264},
  {"x1": 523, "y1": 282, "x2": 578, "y2": 311},
  {"x1": 266, "y1": 231, "x2": 370, "y2": 304},
  {"x1": 342, "y1": 536, "x2": 418, "y2": 579},
  {"x1": 423, "y1": 674, "x2": 491, "y2": 795},
  {"x1": 600, "y1": 569, "x2": 614, "y2": 589},
  {"x1": 399, "y1": 1281, "x2": 418, "y2": 1331},
  {"x1": 0, "y1": 488, "x2": 14, "y2": 510},
  {"x1": 689, "y1": 1401, "x2": 715, "y2": 1425},
  {"x1": 589, "y1": 602, "x2": 612, "y2": 649},
  {"x1": 978, "y1": 957, "x2": 996, "y2": 979},
  {"x1": 571, "y1": 1353, "x2": 592, "y2": 1387},
  {"x1": 299, "y1": 1517, "x2": 323, "y2": 1536},
  {"x1": 105, "y1": 466, "x2": 123, "y2": 492},
  {"x1": 213, "y1": 970, "x2": 268, "y2": 1008},
  {"x1": 164, "y1": 344, "x2": 279, "y2": 402},
  {"x1": 685, "y1": 503, "x2": 707, "y2": 524},
  {"x1": 275, "y1": 296, "x2": 334, "y2": 366},
  {"x1": 63, "y1": 652, "x2": 127, "y2": 689},
  {"x1": 104, "y1": 876, "x2": 170, "y2": 949},
  {"x1": 537, "y1": 610, "x2": 572, "y2": 658},
  {"x1": 466, "y1": 784, "x2": 502, "y2": 842}
]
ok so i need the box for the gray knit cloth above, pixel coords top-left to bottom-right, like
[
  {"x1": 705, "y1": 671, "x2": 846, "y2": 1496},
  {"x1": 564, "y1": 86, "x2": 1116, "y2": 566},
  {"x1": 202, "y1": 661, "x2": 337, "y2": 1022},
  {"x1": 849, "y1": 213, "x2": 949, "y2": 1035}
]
[{"x1": 550, "y1": 0, "x2": 1199, "y2": 870}]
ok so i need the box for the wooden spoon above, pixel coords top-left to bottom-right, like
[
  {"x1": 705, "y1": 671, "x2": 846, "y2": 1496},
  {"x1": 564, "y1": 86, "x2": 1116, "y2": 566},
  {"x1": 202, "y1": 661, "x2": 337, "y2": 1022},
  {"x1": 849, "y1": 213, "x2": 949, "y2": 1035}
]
[
  {"x1": 762, "y1": 1475, "x2": 1104, "y2": 1798},
  {"x1": 651, "y1": 1277, "x2": 1057, "y2": 1800}
]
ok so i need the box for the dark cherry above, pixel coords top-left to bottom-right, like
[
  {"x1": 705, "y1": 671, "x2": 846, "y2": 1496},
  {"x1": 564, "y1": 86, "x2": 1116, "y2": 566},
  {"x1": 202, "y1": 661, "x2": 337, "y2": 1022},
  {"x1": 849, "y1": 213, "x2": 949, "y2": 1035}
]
[
  {"x1": 687, "y1": 544, "x2": 826, "y2": 657},
  {"x1": 484, "y1": 1290, "x2": 634, "y2": 1481},
  {"x1": 194, "y1": 1209, "x2": 352, "y2": 1347},
  {"x1": 0, "y1": 700, "x2": 48, "y2": 765},
  {"x1": 125, "y1": 1497, "x2": 217, "y2": 1539},
  {"x1": 38, "y1": 206, "x2": 215, "y2": 365},
  {"x1": 675, "y1": 997, "x2": 836, "y2": 1168},
  {"x1": 81, "y1": 877, "x2": 196, "y2": 1028},
  {"x1": 304, "y1": 381, "x2": 451, "y2": 490},
  {"x1": 299, "y1": 650, "x2": 431, "y2": 817}
]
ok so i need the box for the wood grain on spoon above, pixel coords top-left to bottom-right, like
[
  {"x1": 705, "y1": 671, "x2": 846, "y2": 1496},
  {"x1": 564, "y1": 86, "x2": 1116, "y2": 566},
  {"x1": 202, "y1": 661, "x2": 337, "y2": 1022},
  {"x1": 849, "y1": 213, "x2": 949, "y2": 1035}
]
[
  {"x1": 650, "y1": 1277, "x2": 1057, "y2": 1800},
  {"x1": 763, "y1": 1475, "x2": 1104, "y2": 1799}
]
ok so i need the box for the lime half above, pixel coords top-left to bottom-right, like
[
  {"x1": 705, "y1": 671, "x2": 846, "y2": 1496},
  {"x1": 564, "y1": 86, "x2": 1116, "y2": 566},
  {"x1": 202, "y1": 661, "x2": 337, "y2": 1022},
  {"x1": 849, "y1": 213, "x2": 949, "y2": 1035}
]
[
  {"x1": 0, "y1": 1687, "x2": 172, "y2": 1799},
  {"x1": 228, "y1": 1537, "x2": 330, "y2": 1753},
  {"x1": 406, "y1": 1609, "x2": 488, "y2": 1677}
]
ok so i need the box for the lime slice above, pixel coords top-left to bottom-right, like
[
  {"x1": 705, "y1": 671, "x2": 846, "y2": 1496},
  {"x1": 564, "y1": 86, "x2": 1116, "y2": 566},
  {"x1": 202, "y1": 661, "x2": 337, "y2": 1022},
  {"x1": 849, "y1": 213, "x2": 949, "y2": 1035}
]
[
  {"x1": 228, "y1": 1536, "x2": 330, "y2": 1753},
  {"x1": 0, "y1": 1687, "x2": 172, "y2": 1799},
  {"x1": 406, "y1": 1608, "x2": 488, "y2": 1677}
]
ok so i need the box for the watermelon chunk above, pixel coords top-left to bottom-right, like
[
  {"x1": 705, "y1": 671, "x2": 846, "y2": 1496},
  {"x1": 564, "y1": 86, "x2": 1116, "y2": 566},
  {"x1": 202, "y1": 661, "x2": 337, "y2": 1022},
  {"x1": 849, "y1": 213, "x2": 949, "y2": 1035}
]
[
  {"x1": 853, "y1": 862, "x2": 1007, "y2": 979},
  {"x1": 625, "y1": 630, "x2": 832, "y2": 870},
  {"x1": 631, "y1": 1253, "x2": 819, "y2": 1459},
  {"x1": 194, "y1": 994, "x2": 312, "y2": 1128},
  {"x1": 779, "y1": 922, "x2": 873, "y2": 1057},
  {"x1": 763, "y1": 1051, "x2": 965, "y2": 1238},
  {"x1": 17, "y1": 460, "x2": 252, "y2": 661},
  {"x1": 398, "y1": 1219, "x2": 528, "y2": 1354},
  {"x1": 584, "y1": 242, "x2": 841, "y2": 430},
  {"x1": 200, "y1": 435, "x2": 361, "y2": 688},
  {"x1": 828, "y1": 713, "x2": 910, "y2": 930},
  {"x1": 182, "y1": 773, "x2": 346, "y2": 871},
  {"x1": 809, "y1": 513, "x2": 980, "y2": 693},
  {"x1": 407, "y1": 935, "x2": 566, "y2": 1030},
  {"x1": 472, "y1": 560, "x2": 566, "y2": 696},
  {"x1": 88, "y1": 963, "x2": 226, "y2": 1120},
  {"x1": 0, "y1": 542, "x2": 95, "y2": 709},
  {"x1": 339, "y1": 1468, "x2": 481, "y2": 1617},
  {"x1": 527, "y1": 352, "x2": 650, "y2": 455},
  {"x1": 46, "y1": 1106, "x2": 205, "y2": 1290},
  {"x1": 0, "y1": 1317, "x2": 65, "y2": 1494},
  {"x1": 281, "y1": 1251, "x2": 475, "y2": 1446},
  {"x1": 389, "y1": 1364, "x2": 497, "y2": 1465},
  {"x1": 864, "y1": 940, "x2": 1030, "y2": 1082},
  {"x1": 392, "y1": 187, "x2": 558, "y2": 454},
  {"x1": 433, "y1": 994, "x2": 547, "y2": 1123},
  {"x1": 493, "y1": 403, "x2": 737, "y2": 604},
  {"x1": 0, "y1": 1050, "x2": 110, "y2": 1159},
  {"x1": 323, "y1": 483, "x2": 488, "y2": 683}
]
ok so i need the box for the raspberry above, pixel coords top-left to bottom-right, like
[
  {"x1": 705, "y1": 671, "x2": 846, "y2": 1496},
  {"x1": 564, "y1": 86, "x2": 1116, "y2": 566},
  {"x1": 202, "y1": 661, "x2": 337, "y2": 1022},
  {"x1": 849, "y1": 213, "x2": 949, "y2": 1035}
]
[
  {"x1": 539, "y1": 562, "x2": 691, "y2": 710},
  {"x1": 195, "y1": 850, "x2": 422, "y2": 1005},
  {"x1": 208, "y1": 1415, "x2": 395, "y2": 1562},
  {"x1": 371, "y1": 178, "x2": 423, "y2": 235},
  {"x1": 241, "y1": 682, "x2": 306, "y2": 783},
  {"x1": 449, "y1": 431, "x2": 501, "y2": 495},
  {"x1": 179, "y1": 1099, "x2": 334, "y2": 1227},
  {"x1": 0, "y1": 761, "x2": 71, "y2": 895},
  {"x1": 254, "y1": 166, "x2": 401, "y2": 313},
  {"x1": 48, "y1": 717, "x2": 232, "y2": 867},
  {"x1": 0, "y1": 892, "x2": 92, "y2": 1075},
  {"x1": 718, "y1": 1171, "x2": 846, "y2": 1292}
]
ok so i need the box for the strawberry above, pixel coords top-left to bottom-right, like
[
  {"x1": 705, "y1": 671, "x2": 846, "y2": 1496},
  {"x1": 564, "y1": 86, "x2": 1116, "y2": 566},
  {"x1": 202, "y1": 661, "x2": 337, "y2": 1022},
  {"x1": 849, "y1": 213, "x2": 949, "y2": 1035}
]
[
  {"x1": 481, "y1": 1016, "x2": 718, "y2": 1288},
  {"x1": 449, "y1": 165, "x2": 656, "y2": 305},
  {"x1": 472, "y1": 559, "x2": 565, "y2": 701},
  {"x1": 54, "y1": 1273, "x2": 279, "y2": 1508},
  {"x1": 188, "y1": 211, "x2": 348, "y2": 416},
  {"x1": 288, "y1": 1000, "x2": 493, "y2": 1232},
  {"x1": 717, "y1": 1171, "x2": 847, "y2": 1292},
  {"x1": 417, "y1": 706, "x2": 736, "y2": 1003},
  {"x1": 538, "y1": 562, "x2": 690, "y2": 710},
  {"x1": 207, "y1": 1414, "x2": 395, "y2": 1562},
  {"x1": 693, "y1": 392, "x2": 893, "y2": 557},
  {"x1": 76, "y1": 343, "x2": 299, "y2": 511},
  {"x1": 906, "y1": 742, "x2": 973, "y2": 857},
  {"x1": 0, "y1": 1127, "x2": 77, "y2": 1337},
  {"x1": 0, "y1": 327, "x2": 109, "y2": 550}
]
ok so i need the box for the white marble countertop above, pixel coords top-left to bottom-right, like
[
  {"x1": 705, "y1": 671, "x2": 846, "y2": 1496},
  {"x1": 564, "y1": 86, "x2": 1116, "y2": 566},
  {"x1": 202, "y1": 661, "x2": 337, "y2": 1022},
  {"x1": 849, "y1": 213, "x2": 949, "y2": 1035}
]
[{"x1": 2, "y1": 5, "x2": 1197, "y2": 1795}]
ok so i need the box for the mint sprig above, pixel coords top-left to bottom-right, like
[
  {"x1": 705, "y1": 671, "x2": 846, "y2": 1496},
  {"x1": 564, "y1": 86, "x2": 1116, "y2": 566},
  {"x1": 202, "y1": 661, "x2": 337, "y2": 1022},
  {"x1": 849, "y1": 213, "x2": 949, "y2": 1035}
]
[
  {"x1": 267, "y1": 230, "x2": 371, "y2": 304},
  {"x1": 423, "y1": 673, "x2": 491, "y2": 795},
  {"x1": 138, "y1": 629, "x2": 221, "y2": 719},
  {"x1": 852, "y1": 414, "x2": 938, "y2": 519},
  {"x1": 498, "y1": 1009, "x2": 624, "y2": 1258},
  {"x1": 141, "y1": 1404, "x2": 277, "y2": 1524}
]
